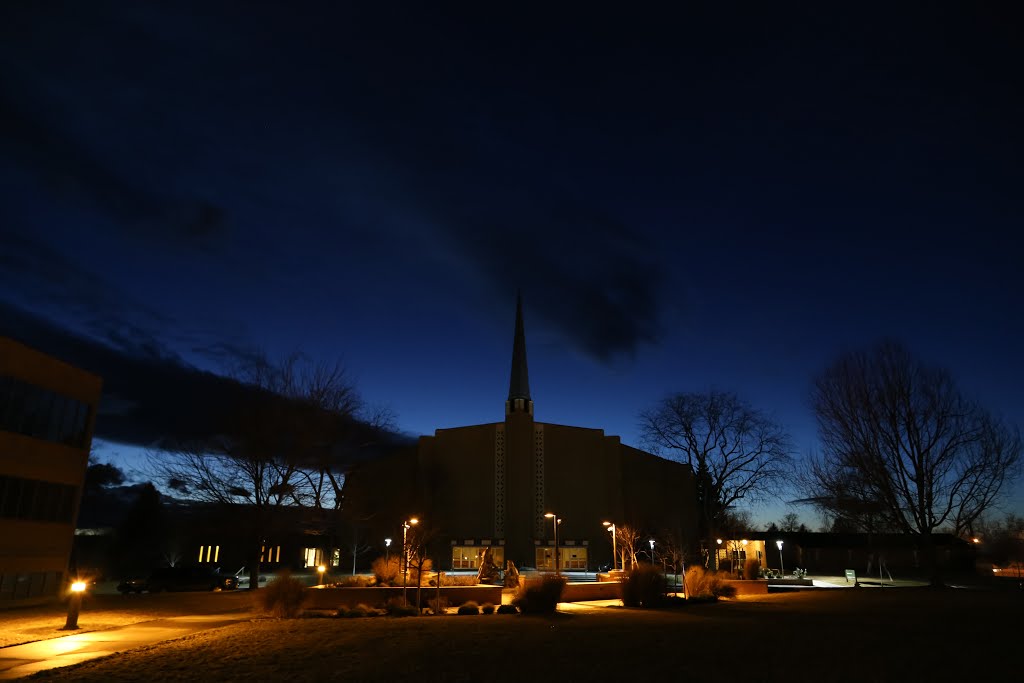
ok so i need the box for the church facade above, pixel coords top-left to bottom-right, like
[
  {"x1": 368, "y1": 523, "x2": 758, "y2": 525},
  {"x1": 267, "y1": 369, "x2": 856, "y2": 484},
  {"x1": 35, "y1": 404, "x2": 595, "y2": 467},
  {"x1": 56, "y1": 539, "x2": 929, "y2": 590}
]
[{"x1": 343, "y1": 298, "x2": 697, "y2": 572}]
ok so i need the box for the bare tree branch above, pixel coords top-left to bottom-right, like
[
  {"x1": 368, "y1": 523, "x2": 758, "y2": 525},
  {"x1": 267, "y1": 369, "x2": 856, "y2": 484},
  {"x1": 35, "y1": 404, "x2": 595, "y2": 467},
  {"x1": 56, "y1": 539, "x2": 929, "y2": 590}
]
[{"x1": 801, "y1": 341, "x2": 1022, "y2": 583}]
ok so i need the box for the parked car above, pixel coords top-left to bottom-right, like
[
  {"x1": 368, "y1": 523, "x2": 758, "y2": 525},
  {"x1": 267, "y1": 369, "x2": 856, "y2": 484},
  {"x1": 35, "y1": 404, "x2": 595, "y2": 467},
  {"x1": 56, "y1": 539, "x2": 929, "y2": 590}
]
[
  {"x1": 119, "y1": 567, "x2": 239, "y2": 593},
  {"x1": 116, "y1": 576, "x2": 149, "y2": 594}
]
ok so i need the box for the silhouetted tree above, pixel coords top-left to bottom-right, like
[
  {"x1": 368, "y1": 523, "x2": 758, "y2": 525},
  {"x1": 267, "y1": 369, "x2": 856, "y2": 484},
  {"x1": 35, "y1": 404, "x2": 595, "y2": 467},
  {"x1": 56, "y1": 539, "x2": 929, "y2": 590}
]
[
  {"x1": 778, "y1": 512, "x2": 802, "y2": 532},
  {"x1": 114, "y1": 483, "x2": 165, "y2": 574},
  {"x1": 150, "y1": 351, "x2": 377, "y2": 589},
  {"x1": 639, "y1": 391, "x2": 793, "y2": 567},
  {"x1": 802, "y1": 341, "x2": 1021, "y2": 584}
]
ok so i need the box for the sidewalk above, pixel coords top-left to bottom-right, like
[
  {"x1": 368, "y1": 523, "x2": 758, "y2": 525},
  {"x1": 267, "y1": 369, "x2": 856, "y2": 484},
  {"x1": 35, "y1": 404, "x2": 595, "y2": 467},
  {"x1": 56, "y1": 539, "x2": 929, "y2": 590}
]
[{"x1": 0, "y1": 613, "x2": 250, "y2": 680}]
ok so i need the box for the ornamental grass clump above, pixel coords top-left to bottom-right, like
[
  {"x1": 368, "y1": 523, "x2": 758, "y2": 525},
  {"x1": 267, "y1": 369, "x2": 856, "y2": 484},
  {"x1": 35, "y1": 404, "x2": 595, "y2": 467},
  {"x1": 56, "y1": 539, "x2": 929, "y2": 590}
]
[
  {"x1": 427, "y1": 597, "x2": 449, "y2": 615},
  {"x1": 480, "y1": 602, "x2": 496, "y2": 614},
  {"x1": 371, "y1": 557, "x2": 400, "y2": 586},
  {"x1": 621, "y1": 564, "x2": 668, "y2": 608},
  {"x1": 457, "y1": 601, "x2": 480, "y2": 615},
  {"x1": 258, "y1": 571, "x2": 307, "y2": 618},
  {"x1": 513, "y1": 575, "x2": 565, "y2": 614},
  {"x1": 338, "y1": 603, "x2": 384, "y2": 618},
  {"x1": 385, "y1": 597, "x2": 420, "y2": 617},
  {"x1": 684, "y1": 566, "x2": 736, "y2": 600},
  {"x1": 496, "y1": 603, "x2": 518, "y2": 614}
]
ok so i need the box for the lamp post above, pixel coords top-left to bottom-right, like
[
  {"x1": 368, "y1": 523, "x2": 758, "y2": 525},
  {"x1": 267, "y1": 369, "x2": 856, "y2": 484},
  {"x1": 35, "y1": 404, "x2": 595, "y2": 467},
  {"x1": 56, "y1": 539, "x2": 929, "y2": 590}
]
[
  {"x1": 317, "y1": 565, "x2": 326, "y2": 585},
  {"x1": 603, "y1": 522, "x2": 617, "y2": 572},
  {"x1": 715, "y1": 538, "x2": 722, "y2": 571},
  {"x1": 776, "y1": 540, "x2": 785, "y2": 578},
  {"x1": 62, "y1": 581, "x2": 87, "y2": 630},
  {"x1": 402, "y1": 518, "x2": 418, "y2": 604},
  {"x1": 544, "y1": 513, "x2": 561, "y2": 575},
  {"x1": 385, "y1": 538, "x2": 392, "y2": 563},
  {"x1": 649, "y1": 539, "x2": 655, "y2": 565}
]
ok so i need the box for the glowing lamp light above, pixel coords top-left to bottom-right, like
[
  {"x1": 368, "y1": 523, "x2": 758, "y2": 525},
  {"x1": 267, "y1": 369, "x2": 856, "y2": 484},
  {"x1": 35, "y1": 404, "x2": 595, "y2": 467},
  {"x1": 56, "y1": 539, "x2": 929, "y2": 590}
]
[{"x1": 71, "y1": 581, "x2": 87, "y2": 593}]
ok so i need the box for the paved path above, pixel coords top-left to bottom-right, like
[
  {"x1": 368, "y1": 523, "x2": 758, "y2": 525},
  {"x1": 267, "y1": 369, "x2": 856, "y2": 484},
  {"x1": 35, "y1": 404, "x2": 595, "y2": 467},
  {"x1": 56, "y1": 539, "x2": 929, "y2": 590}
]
[{"x1": 0, "y1": 614, "x2": 250, "y2": 680}]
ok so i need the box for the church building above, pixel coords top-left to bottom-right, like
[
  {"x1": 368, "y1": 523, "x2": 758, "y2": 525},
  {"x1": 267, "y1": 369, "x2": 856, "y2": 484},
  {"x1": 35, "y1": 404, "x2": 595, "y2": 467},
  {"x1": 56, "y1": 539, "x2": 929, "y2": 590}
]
[{"x1": 343, "y1": 298, "x2": 697, "y2": 572}]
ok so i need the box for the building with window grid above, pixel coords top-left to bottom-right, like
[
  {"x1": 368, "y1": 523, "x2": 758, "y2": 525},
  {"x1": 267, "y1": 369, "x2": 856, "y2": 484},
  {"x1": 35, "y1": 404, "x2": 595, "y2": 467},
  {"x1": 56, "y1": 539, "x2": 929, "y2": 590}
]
[
  {"x1": 0, "y1": 336, "x2": 101, "y2": 605},
  {"x1": 343, "y1": 298, "x2": 697, "y2": 573}
]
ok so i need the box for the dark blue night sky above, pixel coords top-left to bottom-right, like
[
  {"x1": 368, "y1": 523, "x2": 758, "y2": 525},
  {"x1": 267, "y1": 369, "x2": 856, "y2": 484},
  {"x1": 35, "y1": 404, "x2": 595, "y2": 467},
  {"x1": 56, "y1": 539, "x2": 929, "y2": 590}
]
[{"x1": 2, "y1": 2, "x2": 1022, "y2": 526}]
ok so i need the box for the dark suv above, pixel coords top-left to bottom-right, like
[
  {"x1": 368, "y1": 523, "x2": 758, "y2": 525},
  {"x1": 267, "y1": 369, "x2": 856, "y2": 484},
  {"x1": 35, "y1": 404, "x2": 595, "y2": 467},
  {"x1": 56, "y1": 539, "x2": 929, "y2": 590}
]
[{"x1": 142, "y1": 567, "x2": 239, "y2": 592}]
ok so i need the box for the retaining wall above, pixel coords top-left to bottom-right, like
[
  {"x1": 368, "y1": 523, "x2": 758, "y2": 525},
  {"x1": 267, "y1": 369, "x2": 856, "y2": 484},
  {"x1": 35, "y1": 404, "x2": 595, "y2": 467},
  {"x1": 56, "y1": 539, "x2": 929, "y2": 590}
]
[
  {"x1": 723, "y1": 579, "x2": 769, "y2": 595},
  {"x1": 304, "y1": 585, "x2": 504, "y2": 610}
]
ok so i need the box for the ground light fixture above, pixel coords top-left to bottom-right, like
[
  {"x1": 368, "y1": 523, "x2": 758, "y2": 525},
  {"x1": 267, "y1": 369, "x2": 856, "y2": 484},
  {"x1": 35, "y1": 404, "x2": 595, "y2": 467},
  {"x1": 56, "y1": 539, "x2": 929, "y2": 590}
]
[
  {"x1": 402, "y1": 518, "x2": 419, "y2": 604},
  {"x1": 544, "y1": 513, "x2": 561, "y2": 575},
  {"x1": 602, "y1": 522, "x2": 617, "y2": 571},
  {"x1": 62, "y1": 581, "x2": 87, "y2": 630},
  {"x1": 776, "y1": 540, "x2": 785, "y2": 577}
]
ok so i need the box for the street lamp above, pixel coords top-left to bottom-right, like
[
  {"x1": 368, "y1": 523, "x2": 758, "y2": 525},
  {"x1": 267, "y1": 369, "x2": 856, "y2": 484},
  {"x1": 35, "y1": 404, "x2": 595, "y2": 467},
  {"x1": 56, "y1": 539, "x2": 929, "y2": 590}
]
[
  {"x1": 649, "y1": 539, "x2": 655, "y2": 565},
  {"x1": 317, "y1": 565, "x2": 326, "y2": 585},
  {"x1": 544, "y1": 513, "x2": 561, "y2": 575},
  {"x1": 715, "y1": 538, "x2": 722, "y2": 571},
  {"x1": 402, "y1": 518, "x2": 419, "y2": 604},
  {"x1": 602, "y1": 522, "x2": 617, "y2": 572},
  {"x1": 62, "y1": 581, "x2": 87, "y2": 630},
  {"x1": 776, "y1": 540, "x2": 784, "y2": 578},
  {"x1": 385, "y1": 538, "x2": 392, "y2": 563}
]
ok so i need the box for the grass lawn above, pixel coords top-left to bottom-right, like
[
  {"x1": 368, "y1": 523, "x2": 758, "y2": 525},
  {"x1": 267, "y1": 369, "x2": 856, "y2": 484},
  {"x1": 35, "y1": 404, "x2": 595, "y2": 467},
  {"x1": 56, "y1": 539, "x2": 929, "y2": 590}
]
[
  {"x1": 19, "y1": 589, "x2": 1023, "y2": 682},
  {"x1": 0, "y1": 590, "x2": 255, "y2": 648}
]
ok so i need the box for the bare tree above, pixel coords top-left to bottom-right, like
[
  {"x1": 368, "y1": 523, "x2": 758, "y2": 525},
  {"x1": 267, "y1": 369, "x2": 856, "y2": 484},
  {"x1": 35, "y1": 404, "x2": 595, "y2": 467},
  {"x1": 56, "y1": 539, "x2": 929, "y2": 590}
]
[
  {"x1": 639, "y1": 390, "x2": 793, "y2": 568},
  {"x1": 613, "y1": 523, "x2": 645, "y2": 570},
  {"x1": 150, "y1": 351, "x2": 374, "y2": 589},
  {"x1": 803, "y1": 341, "x2": 1021, "y2": 583},
  {"x1": 778, "y1": 512, "x2": 803, "y2": 533}
]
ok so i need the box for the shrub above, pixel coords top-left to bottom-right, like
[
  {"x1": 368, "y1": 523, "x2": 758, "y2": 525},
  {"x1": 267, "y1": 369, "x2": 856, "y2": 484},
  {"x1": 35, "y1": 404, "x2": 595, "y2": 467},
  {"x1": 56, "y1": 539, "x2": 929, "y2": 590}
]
[
  {"x1": 339, "y1": 603, "x2": 385, "y2": 618},
  {"x1": 743, "y1": 558, "x2": 760, "y2": 580},
  {"x1": 481, "y1": 602, "x2": 496, "y2": 614},
  {"x1": 384, "y1": 596, "x2": 419, "y2": 617},
  {"x1": 513, "y1": 575, "x2": 565, "y2": 614},
  {"x1": 621, "y1": 564, "x2": 668, "y2": 608},
  {"x1": 258, "y1": 570, "x2": 306, "y2": 618},
  {"x1": 457, "y1": 601, "x2": 480, "y2": 615},
  {"x1": 331, "y1": 575, "x2": 374, "y2": 588},
  {"x1": 684, "y1": 566, "x2": 737, "y2": 600},
  {"x1": 371, "y1": 557, "x2": 400, "y2": 586},
  {"x1": 496, "y1": 603, "x2": 518, "y2": 615},
  {"x1": 339, "y1": 604, "x2": 368, "y2": 618},
  {"x1": 427, "y1": 597, "x2": 449, "y2": 615},
  {"x1": 440, "y1": 574, "x2": 479, "y2": 586}
]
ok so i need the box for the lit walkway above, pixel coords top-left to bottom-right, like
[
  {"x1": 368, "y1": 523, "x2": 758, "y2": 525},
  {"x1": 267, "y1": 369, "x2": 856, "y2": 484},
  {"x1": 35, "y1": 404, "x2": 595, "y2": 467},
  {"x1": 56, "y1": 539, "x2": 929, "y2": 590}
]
[{"x1": 0, "y1": 614, "x2": 249, "y2": 680}]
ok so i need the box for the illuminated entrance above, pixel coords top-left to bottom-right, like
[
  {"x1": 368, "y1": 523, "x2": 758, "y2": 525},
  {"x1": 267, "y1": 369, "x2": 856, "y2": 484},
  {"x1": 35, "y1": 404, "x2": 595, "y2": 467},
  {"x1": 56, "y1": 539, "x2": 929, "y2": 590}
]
[
  {"x1": 451, "y1": 546, "x2": 505, "y2": 570},
  {"x1": 535, "y1": 546, "x2": 588, "y2": 571}
]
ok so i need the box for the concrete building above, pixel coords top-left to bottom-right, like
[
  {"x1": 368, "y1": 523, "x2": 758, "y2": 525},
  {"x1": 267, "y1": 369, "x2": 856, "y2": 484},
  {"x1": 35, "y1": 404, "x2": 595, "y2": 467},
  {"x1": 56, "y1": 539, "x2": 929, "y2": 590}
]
[
  {"x1": 0, "y1": 337, "x2": 102, "y2": 605},
  {"x1": 343, "y1": 298, "x2": 697, "y2": 572}
]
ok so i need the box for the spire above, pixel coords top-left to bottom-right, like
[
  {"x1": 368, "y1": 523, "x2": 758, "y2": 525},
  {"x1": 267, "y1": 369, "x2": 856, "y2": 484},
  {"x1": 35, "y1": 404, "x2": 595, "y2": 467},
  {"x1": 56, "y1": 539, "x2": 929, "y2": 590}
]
[{"x1": 506, "y1": 292, "x2": 533, "y2": 417}]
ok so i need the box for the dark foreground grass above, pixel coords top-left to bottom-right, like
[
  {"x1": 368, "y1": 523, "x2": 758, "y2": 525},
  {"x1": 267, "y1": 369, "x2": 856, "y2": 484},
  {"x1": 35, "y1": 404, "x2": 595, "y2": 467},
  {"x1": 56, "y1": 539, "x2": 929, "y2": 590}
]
[{"x1": 25, "y1": 589, "x2": 1022, "y2": 682}]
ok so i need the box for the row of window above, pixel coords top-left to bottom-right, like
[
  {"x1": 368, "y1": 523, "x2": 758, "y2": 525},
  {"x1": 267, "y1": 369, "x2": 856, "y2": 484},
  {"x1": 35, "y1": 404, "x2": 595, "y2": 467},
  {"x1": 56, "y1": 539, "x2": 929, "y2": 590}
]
[
  {"x1": 535, "y1": 547, "x2": 589, "y2": 570},
  {"x1": 0, "y1": 375, "x2": 92, "y2": 448},
  {"x1": 0, "y1": 474, "x2": 77, "y2": 523}
]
